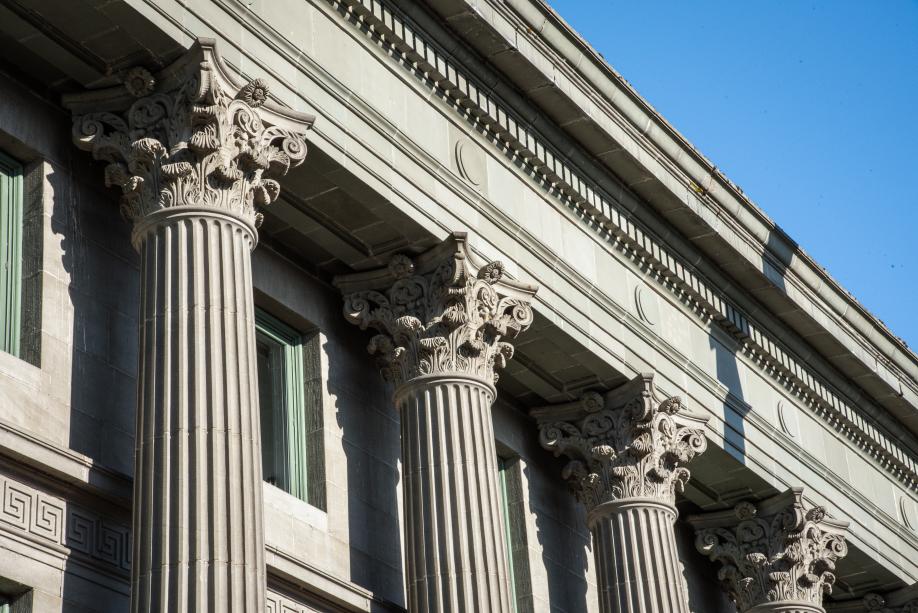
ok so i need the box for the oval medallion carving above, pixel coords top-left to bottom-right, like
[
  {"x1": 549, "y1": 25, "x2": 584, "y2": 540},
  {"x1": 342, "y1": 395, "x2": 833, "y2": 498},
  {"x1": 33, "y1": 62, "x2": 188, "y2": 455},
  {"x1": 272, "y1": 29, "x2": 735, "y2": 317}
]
[
  {"x1": 900, "y1": 496, "x2": 916, "y2": 531},
  {"x1": 635, "y1": 285, "x2": 660, "y2": 326},
  {"x1": 777, "y1": 400, "x2": 798, "y2": 438},
  {"x1": 455, "y1": 139, "x2": 485, "y2": 187}
]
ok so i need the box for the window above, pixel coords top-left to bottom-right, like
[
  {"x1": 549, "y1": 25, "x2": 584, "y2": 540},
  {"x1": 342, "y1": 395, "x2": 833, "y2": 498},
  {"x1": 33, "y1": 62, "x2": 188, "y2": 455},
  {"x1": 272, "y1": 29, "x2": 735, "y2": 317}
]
[
  {"x1": 0, "y1": 151, "x2": 22, "y2": 358},
  {"x1": 256, "y1": 309, "x2": 311, "y2": 502},
  {"x1": 498, "y1": 456, "x2": 533, "y2": 613}
]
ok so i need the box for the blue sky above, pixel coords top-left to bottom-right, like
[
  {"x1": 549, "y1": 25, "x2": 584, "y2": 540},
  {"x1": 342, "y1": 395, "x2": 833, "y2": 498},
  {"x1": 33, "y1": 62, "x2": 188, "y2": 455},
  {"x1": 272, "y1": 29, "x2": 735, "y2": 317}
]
[{"x1": 548, "y1": 1, "x2": 918, "y2": 349}]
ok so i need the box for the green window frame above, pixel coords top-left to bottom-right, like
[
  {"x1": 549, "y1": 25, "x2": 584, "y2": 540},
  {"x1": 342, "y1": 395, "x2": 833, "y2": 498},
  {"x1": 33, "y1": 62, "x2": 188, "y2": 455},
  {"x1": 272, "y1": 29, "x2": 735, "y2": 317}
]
[
  {"x1": 0, "y1": 151, "x2": 23, "y2": 358},
  {"x1": 498, "y1": 455, "x2": 533, "y2": 613},
  {"x1": 255, "y1": 309, "x2": 310, "y2": 503}
]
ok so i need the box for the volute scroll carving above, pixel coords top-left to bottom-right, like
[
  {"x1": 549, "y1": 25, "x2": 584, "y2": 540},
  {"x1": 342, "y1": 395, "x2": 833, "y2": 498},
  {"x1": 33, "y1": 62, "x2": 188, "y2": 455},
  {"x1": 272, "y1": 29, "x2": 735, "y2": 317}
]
[
  {"x1": 530, "y1": 374, "x2": 709, "y2": 512},
  {"x1": 64, "y1": 38, "x2": 315, "y2": 236},
  {"x1": 689, "y1": 488, "x2": 849, "y2": 613},
  {"x1": 333, "y1": 232, "x2": 538, "y2": 388}
]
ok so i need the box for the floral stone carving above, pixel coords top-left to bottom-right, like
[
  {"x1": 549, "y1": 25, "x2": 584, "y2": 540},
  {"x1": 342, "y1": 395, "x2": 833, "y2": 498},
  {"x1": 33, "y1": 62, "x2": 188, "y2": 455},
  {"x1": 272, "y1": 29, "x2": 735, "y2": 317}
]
[
  {"x1": 64, "y1": 38, "x2": 314, "y2": 233},
  {"x1": 333, "y1": 232, "x2": 537, "y2": 387},
  {"x1": 689, "y1": 488, "x2": 849, "y2": 612},
  {"x1": 531, "y1": 374, "x2": 709, "y2": 511},
  {"x1": 861, "y1": 593, "x2": 918, "y2": 613}
]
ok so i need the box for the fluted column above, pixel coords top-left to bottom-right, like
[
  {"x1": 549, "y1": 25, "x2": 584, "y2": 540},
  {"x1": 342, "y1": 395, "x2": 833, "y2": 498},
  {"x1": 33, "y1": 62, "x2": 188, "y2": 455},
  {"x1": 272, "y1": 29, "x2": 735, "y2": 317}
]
[
  {"x1": 531, "y1": 375, "x2": 709, "y2": 613},
  {"x1": 334, "y1": 234, "x2": 538, "y2": 613},
  {"x1": 688, "y1": 488, "x2": 849, "y2": 613},
  {"x1": 65, "y1": 39, "x2": 313, "y2": 612}
]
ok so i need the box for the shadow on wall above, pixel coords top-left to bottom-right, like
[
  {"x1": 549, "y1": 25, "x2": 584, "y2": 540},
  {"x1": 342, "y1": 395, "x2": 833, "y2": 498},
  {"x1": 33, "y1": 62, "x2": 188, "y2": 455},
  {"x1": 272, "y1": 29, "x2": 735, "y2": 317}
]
[
  {"x1": 51, "y1": 151, "x2": 136, "y2": 610},
  {"x1": 527, "y1": 458, "x2": 592, "y2": 612},
  {"x1": 711, "y1": 335, "x2": 749, "y2": 465},
  {"x1": 324, "y1": 326, "x2": 405, "y2": 608},
  {"x1": 674, "y1": 517, "x2": 734, "y2": 613}
]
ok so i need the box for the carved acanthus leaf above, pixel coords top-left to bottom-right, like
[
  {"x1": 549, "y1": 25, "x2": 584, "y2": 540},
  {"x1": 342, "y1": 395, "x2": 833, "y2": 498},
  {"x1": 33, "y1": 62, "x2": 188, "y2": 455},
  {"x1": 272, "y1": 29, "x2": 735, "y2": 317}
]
[
  {"x1": 334, "y1": 233, "x2": 537, "y2": 387},
  {"x1": 531, "y1": 374, "x2": 708, "y2": 510},
  {"x1": 689, "y1": 489, "x2": 849, "y2": 613},
  {"x1": 65, "y1": 39, "x2": 314, "y2": 231}
]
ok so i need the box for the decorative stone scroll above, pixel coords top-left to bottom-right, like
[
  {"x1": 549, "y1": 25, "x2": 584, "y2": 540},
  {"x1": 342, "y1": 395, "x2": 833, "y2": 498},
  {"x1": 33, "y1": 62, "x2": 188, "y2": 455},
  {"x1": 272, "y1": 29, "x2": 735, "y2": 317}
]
[
  {"x1": 531, "y1": 373, "x2": 708, "y2": 512},
  {"x1": 689, "y1": 488, "x2": 849, "y2": 613},
  {"x1": 334, "y1": 231, "x2": 537, "y2": 387},
  {"x1": 64, "y1": 37, "x2": 312, "y2": 236}
]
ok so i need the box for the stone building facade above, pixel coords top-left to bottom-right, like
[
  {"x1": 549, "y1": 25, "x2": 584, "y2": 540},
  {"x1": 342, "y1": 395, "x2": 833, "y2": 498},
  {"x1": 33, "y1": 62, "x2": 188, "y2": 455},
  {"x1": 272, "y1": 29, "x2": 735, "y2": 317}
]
[{"x1": 0, "y1": 1, "x2": 915, "y2": 612}]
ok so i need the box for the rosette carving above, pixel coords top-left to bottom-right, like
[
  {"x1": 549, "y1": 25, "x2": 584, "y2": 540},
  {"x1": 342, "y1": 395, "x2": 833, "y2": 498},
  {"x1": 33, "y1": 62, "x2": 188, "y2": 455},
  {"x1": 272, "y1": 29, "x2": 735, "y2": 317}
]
[
  {"x1": 64, "y1": 38, "x2": 314, "y2": 233},
  {"x1": 333, "y1": 232, "x2": 537, "y2": 387},
  {"x1": 689, "y1": 489, "x2": 849, "y2": 612},
  {"x1": 530, "y1": 374, "x2": 709, "y2": 510},
  {"x1": 859, "y1": 593, "x2": 918, "y2": 613}
]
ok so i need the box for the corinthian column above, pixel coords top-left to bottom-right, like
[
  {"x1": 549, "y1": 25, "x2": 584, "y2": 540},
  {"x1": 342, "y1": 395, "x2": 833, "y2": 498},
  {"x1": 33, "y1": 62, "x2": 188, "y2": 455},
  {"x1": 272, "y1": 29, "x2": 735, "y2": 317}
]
[
  {"x1": 688, "y1": 488, "x2": 849, "y2": 613},
  {"x1": 334, "y1": 233, "x2": 537, "y2": 612},
  {"x1": 531, "y1": 374, "x2": 709, "y2": 613},
  {"x1": 64, "y1": 39, "x2": 313, "y2": 612}
]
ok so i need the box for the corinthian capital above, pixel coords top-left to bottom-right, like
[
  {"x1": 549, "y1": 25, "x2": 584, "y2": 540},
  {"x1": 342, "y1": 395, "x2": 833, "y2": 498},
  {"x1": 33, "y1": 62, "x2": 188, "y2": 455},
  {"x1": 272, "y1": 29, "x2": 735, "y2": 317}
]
[
  {"x1": 333, "y1": 232, "x2": 537, "y2": 387},
  {"x1": 63, "y1": 38, "x2": 314, "y2": 234},
  {"x1": 531, "y1": 374, "x2": 708, "y2": 512},
  {"x1": 689, "y1": 488, "x2": 849, "y2": 613}
]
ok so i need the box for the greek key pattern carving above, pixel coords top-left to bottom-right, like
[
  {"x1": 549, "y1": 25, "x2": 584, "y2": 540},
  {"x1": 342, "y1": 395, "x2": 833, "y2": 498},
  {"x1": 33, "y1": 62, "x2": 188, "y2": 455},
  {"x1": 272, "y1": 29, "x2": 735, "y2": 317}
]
[
  {"x1": 336, "y1": 232, "x2": 537, "y2": 387},
  {"x1": 266, "y1": 591, "x2": 322, "y2": 613},
  {"x1": 0, "y1": 473, "x2": 130, "y2": 572},
  {"x1": 531, "y1": 374, "x2": 708, "y2": 511},
  {"x1": 67, "y1": 39, "x2": 312, "y2": 231},
  {"x1": 689, "y1": 489, "x2": 848, "y2": 613}
]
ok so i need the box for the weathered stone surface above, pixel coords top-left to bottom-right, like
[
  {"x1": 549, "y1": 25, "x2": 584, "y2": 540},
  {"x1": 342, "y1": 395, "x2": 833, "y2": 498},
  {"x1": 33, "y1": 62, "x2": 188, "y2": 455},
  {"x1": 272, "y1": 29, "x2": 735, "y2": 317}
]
[
  {"x1": 531, "y1": 374, "x2": 709, "y2": 613},
  {"x1": 64, "y1": 38, "x2": 314, "y2": 613},
  {"x1": 689, "y1": 488, "x2": 849, "y2": 613},
  {"x1": 335, "y1": 232, "x2": 537, "y2": 613}
]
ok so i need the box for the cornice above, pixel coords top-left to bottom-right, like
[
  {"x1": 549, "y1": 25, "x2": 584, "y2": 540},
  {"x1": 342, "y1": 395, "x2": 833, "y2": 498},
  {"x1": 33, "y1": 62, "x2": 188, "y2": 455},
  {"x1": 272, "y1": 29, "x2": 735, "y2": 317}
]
[
  {"x1": 494, "y1": 0, "x2": 918, "y2": 408},
  {"x1": 59, "y1": 0, "x2": 918, "y2": 577},
  {"x1": 324, "y1": 0, "x2": 918, "y2": 489}
]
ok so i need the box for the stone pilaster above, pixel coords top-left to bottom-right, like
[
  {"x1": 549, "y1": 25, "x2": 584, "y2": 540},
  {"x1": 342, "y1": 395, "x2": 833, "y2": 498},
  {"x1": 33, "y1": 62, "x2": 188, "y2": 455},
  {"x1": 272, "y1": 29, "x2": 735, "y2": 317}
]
[
  {"x1": 531, "y1": 374, "x2": 709, "y2": 613},
  {"x1": 64, "y1": 39, "x2": 313, "y2": 612},
  {"x1": 688, "y1": 488, "x2": 849, "y2": 613},
  {"x1": 334, "y1": 233, "x2": 537, "y2": 613}
]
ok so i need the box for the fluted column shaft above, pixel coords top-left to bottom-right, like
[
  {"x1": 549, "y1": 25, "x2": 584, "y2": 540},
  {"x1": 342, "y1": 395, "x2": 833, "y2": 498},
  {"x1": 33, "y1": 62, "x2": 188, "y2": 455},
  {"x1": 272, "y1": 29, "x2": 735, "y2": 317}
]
[
  {"x1": 132, "y1": 210, "x2": 264, "y2": 612},
  {"x1": 396, "y1": 375, "x2": 512, "y2": 613},
  {"x1": 590, "y1": 499, "x2": 689, "y2": 613}
]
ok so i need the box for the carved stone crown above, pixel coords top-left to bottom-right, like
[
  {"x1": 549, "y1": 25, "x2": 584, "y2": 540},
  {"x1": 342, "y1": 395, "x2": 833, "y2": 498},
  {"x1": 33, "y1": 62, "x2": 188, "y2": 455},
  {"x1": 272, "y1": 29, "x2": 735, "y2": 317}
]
[
  {"x1": 63, "y1": 38, "x2": 314, "y2": 238},
  {"x1": 531, "y1": 374, "x2": 709, "y2": 512},
  {"x1": 689, "y1": 489, "x2": 849, "y2": 613},
  {"x1": 333, "y1": 232, "x2": 537, "y2": 388}
]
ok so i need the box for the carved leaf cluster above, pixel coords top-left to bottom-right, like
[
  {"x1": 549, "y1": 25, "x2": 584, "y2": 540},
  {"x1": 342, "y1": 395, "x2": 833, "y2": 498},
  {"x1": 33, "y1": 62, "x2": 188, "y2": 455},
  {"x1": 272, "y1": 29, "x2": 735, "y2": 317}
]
[
  {"x1": 538, "y1": 390, "x2": 707, "y2": 509},
  {"x1": 342, "y1": 254, "x2": 533, "y2": 386},
  {"x1": 695, "y1": 501, "x2": 848, "y2": 612},
  {"x1": 72, "y1": 61, "x2": 307, "y2": 228}
]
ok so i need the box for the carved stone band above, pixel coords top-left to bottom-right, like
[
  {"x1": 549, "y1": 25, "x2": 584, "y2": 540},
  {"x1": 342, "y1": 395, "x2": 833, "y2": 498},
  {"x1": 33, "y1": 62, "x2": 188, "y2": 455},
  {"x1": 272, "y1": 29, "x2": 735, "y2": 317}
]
[
  {"x1": 688, "y1": 488, "x2": 849, "y2": 613},
  {"x1": 63, "y1": 37, "x2": 314, "y2": 243}
]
